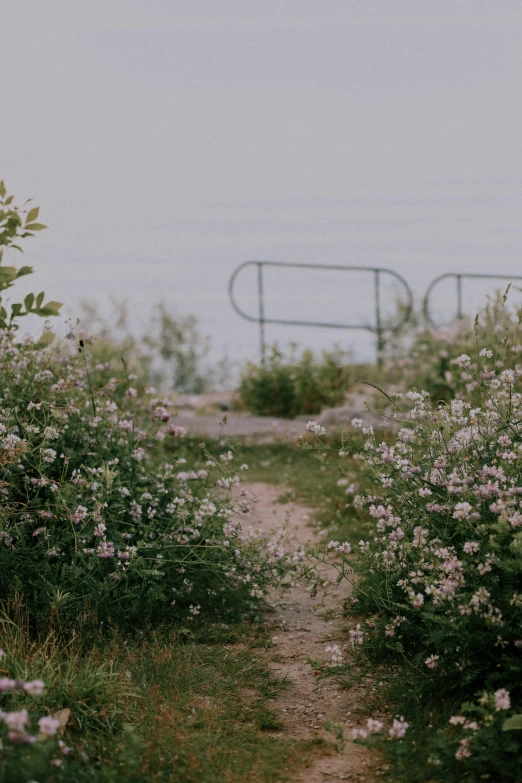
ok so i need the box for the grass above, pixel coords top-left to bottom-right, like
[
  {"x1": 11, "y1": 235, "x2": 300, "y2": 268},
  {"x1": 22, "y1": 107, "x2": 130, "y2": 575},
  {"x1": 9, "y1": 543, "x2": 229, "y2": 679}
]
[{"x1": 2, "y1": 615, "x2": 319, "y2": 783}]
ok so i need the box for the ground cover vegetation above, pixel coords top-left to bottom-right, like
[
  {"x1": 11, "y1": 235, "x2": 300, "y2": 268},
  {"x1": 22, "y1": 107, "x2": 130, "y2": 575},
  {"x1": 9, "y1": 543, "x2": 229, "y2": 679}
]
[
  {"x1": 0, "y1": 183, "x2": 312, "y2": 781},
  {"x1": 302, "y1": 293, "x2": 522, "y2": 782}
]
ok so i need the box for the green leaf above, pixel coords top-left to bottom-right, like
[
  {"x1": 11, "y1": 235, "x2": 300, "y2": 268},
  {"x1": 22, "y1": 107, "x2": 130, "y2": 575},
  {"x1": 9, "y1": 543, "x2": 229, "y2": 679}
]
[
  {"x1": 37, "y1": 301, "x2": 62, "y2": 317},
  {"x1": 36, "y1": 291, "x2": 45, "y2": 308},
  {"x1": 36, "y1": 331, "x2": 55, "y2": 348},
  {"x1": 11, "y1": 303, "x2": 23, "y2": 317},
  {"x1": 0, "y1": 267, "x2": 19, "y2": 283},
  {"x1": 16, "y1": 266, "x2": 33, "y2": 278},
  {"x1": 0, "y1": 181, "x2": 5, "y2": 199},
  {"x1": 503, "y1": 714, "x2": 522, "y2": 731},
  {"x1": 24, "y1": 222, "x2": 47, "y2": 231},
  {"x1": 24, "y1": 293, "x2": 35, "y2": 311},
  {"x1": 4, "y1": 195, "x2": 13, "y2": 206},
  {"x1": 26, "y1": 206, "x2": 40, "y2": 223}
]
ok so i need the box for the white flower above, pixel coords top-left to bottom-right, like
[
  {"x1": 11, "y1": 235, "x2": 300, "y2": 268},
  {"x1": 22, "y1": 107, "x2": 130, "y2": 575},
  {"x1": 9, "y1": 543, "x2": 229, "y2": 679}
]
[
  {"x1": 424, "y1": 654, "x2": 439, "y2": 670},
  {"x1": 455, "y1": 354, "x2": 471, "y2": 368},
  {"x1": 305, "y1": 421, "x2": 326, "y2": 436},
  {"x1": 388, "y1": 717, "x2": 409, "y2": 738},
  {"x1": 479, "y1": 348, "x2": 493, "y2": 358},
  {"x1": 494, "y1": 688, "x2": 511, "y2": 711}
]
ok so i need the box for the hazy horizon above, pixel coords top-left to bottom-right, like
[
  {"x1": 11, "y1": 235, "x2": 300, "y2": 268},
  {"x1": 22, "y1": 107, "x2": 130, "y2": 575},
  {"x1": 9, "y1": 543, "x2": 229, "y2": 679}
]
[{"x1": 3, "y1": 1, "x2": 522, "y2": 366}]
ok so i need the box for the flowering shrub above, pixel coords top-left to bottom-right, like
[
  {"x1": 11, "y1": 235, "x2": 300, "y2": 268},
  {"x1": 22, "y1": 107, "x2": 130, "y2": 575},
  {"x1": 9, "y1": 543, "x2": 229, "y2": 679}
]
[
  {"x1": 380, "y1": 291, "x2": 522, "y2": 404},
  {"x1": 236, "y1": 345, "x2": 353, "y2": 418},
  {"x1": 0, "y1": 330, "x2": 299, "y2": 627},
  {"x1": 303, "y1": 337, "x2": 522, "y2": 779}
]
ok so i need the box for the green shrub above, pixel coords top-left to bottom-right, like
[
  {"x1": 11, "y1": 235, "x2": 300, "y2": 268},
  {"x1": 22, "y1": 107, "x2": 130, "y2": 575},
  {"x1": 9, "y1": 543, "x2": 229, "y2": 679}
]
[
  {"x1": 303, "y1": 311, "x2": 522, "y2": 781},
  {"x1": 0, "y1": 182, "x2": 297, "y2": 630},
  {"x1": 0, "y1": 331, "x2": 299, "y2": 627},
  {"x1": 236, "y1": 345, "x2": 353, "y2": 418}
]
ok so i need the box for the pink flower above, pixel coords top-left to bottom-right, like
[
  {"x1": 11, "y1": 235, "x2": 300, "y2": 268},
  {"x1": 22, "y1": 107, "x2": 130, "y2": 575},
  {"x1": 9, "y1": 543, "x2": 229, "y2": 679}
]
[
  {"x1": 167, "y1": 425, "x2": 187, "y2": 438},
  {"x1": 4, "y1": 709, "x2": 29, "y2": 732},
  {"x1": 455, "y1": 737, "x2": 472, "y2": 760},
  {"x1": 38, "y1": 715, "x2": 61, "y2": 737},
  {"x1": 23, "y1": 679, "x2": 45, "y2": 696}
]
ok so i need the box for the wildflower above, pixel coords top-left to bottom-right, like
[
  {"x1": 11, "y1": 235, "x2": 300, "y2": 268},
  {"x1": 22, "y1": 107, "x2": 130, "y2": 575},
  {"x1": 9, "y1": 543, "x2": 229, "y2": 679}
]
[
  {"x1": 167, "y1": 425, "x2": 187, "y2": 438},
  {"x1": 351, "y1": 727, "x2": 368, "y2": 739},
  {"x1": 189, "y1": 604, "x2": 201, "y2": 616},
  {"x1": 479, "y1": 348, "x2": 493, "y2": 358},
  {"x1": 325, "y1": 644, "x2": 343, "y2": 664},
  {"x1": 305, "y1": 421, "x2": 326, "y2": 436},
  {"x1": 499, "y1": 369, "x2": 517, "y2": 385},
  {"x1": 452, "y1": 502, "x2": 473, "y2": 521},
  {"x1": 23, "y1": 679, "x2": 45, "y2": 696},
  {"x1": 41, "y1": 448, "x2": 57, "y2": 463},
  {"x1": 388, "y1": 717, "x2": 409, "y2": 738},
  {"x1": 349, "y1": 624, "x2": 364, "y2": 645},
  {"x1": 367, "y1": 718, "x2": 384, "y2": 732},
  {"x1": 424, "y1": 654, "x2": 439, "y2": 670},
  {"x1": 455, "y1": 354, "x2": 471, "y2": 368},
  {"x1": 351, "y1": 418, "x2": 364, "y2": 429},
  {"x1": 449, "y1": 715, "x2": 466, "y2": 725},
  {"x1": 153, "y1": 406, "x2": 171, "y2": 422},
  {"x1": 38, "y1": 715, "x2": 60, "y2": 737},
  {"x1": 494, "y1": 688, "x2": 511, "y2": 711},
  {"x1": 70, "y1": 505, "x2": 88, "y2": 525},
  {"x1": 455, "y1": 737, "x2": 472, "y2": 760},
  {"x1": 463, "y1": 541, "x2": 479, "y2": 554},
  {"x1": 96, "y1": 541, "x2": 115, "y2": 558},
  {"x1": 4, "y1": 710, "x2": 29, "y2": 733}
]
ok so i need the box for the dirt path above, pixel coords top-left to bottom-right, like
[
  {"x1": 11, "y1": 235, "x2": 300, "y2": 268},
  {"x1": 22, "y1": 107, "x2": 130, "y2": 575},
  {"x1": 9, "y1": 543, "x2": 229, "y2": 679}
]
[{"x1": 243, "y1": 483, "x2": 382, "y2": 783}]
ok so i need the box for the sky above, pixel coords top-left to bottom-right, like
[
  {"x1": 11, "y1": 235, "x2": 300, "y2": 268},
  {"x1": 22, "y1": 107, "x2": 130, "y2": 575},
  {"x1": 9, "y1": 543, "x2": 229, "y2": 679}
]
[{"x1": 2, "y1": 1, "x2": 522, "y2": 368}]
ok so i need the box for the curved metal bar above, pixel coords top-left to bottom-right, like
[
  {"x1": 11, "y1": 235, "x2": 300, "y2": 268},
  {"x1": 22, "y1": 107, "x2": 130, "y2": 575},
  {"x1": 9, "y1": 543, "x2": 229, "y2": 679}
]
[
  {"x1": 229, "y1": 261, "x2": 413, "y2": 330},
  {"x1": 228, "y1": 260, "x2": 414, "y2": 364},
  {"x1": 423, "y1": 273, "x2": 522, "y2": 328}
]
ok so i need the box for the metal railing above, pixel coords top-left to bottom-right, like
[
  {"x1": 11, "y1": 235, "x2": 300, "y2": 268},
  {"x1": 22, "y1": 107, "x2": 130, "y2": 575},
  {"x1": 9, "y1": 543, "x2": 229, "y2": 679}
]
[
  {"x1": 228, "y1": 261, "x2": 413, "y2": 364},
  {"x1": 423, "y1": 273, "x2": 522, "y2": 327}
]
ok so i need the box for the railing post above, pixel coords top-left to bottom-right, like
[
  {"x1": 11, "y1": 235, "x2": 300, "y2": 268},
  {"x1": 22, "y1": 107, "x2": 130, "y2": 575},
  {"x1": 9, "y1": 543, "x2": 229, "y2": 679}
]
[
  {"x1": 257, "y1": 262, "x2": 266, "y2": 365},
  {"x1": 374, "y1": 269, "x2": 384, "y2": 366},
  {"x1": 456, "y1": 275, "x2": 463, "y2": 319}
]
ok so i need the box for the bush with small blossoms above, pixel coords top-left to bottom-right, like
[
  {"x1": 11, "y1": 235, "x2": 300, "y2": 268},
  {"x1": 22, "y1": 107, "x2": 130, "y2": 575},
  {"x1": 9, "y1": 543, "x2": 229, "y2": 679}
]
[
  {"x1": 380, "y1": 291, "x2": 522, "y2": 406},
  {"x1": 304, "y1": 326, "x2": 522, "y2": 781},
  {"x1": 0, "y1": 328, "x2": 299, "y2": 627}
]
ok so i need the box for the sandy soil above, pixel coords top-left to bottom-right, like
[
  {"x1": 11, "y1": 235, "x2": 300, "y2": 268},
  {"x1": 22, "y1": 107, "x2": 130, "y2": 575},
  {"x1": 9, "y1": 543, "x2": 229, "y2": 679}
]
[{"x1": 242, "y1": 483, "x2": 385, "y2": 782}]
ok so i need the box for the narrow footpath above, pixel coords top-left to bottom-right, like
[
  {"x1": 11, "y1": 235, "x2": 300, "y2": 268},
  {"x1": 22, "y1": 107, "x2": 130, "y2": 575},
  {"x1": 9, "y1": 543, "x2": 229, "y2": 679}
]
[{"x1": 243, "y1": 482, "x2": 385, "y2": 783}]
